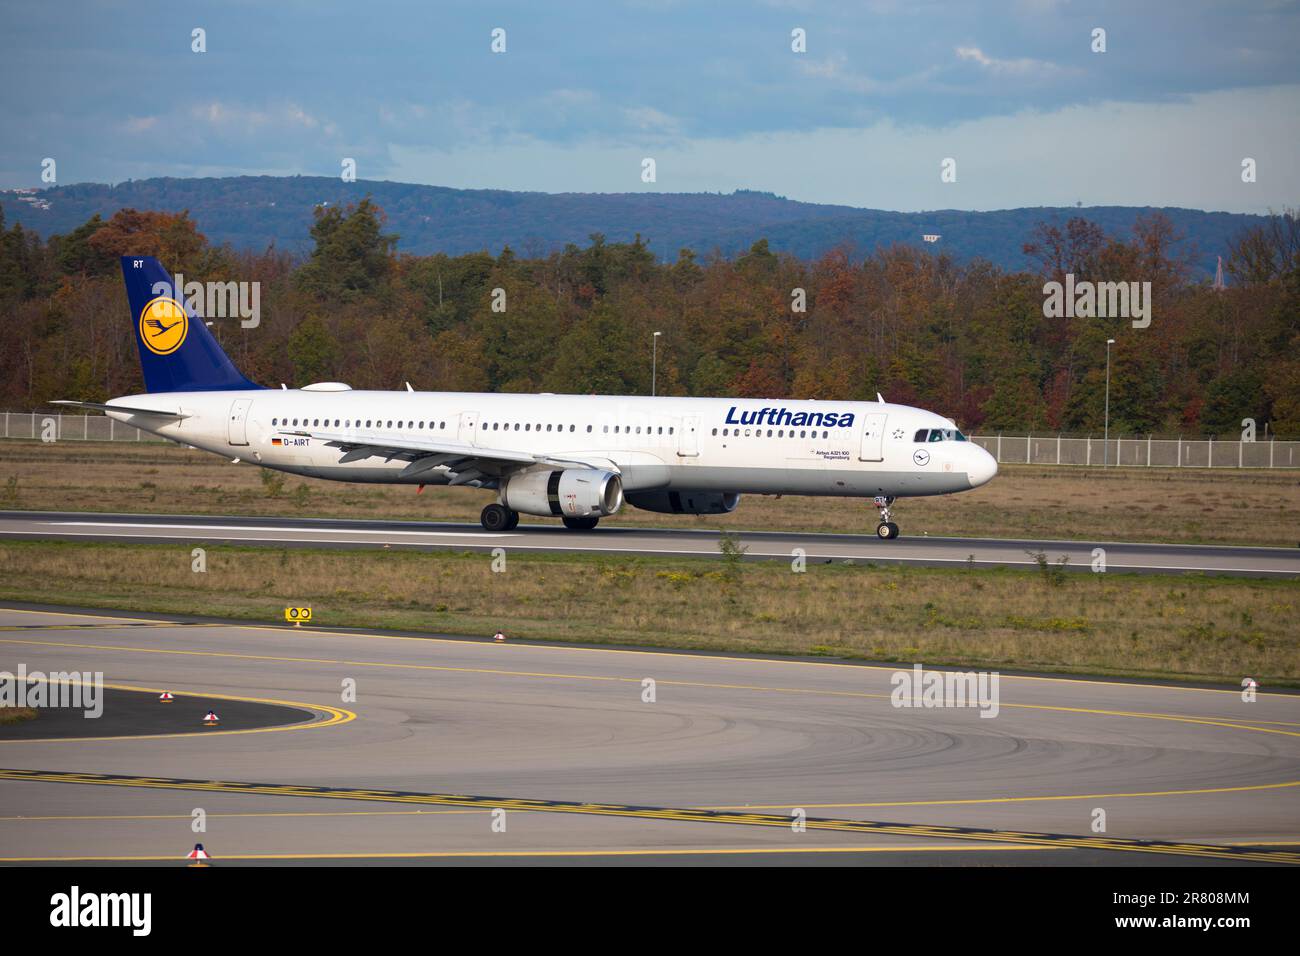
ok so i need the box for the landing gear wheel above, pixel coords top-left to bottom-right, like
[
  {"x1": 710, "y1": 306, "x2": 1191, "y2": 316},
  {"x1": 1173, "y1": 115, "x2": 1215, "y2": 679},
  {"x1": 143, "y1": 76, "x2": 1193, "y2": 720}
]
[
  {"x1": 562, "y1": 516, "x2": 599, "y2": 531},
  {"x1": 503, "y1": 510, "x2": 520, "y2": 531},
  {"x1": 872, "y1": 496, "x2": 899, "y2": 539},
  {"x1": 480, "y1": 503, "x2": 515, "y2": 532}
]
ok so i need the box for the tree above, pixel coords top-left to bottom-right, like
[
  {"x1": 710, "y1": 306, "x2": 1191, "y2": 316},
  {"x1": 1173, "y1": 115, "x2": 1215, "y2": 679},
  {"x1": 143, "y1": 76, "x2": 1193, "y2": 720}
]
[
  {"x1": 544, "y1": 303, "x2": 646, "y2": 394},
  {"x1": 1201, "y1": 368, "x2": 1266, "y2": 437},
  {"x1": 287, "y1": 314, "x2": 339, "y2": 384},
  {"x1": 87, "y1": 208, "x2": 207, "y2": 273},
  {"x1": 51, "y1": 214, "x2": 118, "y2": 277},
  {"x1": 296, "y1": 197, "x2": 397, "y2": 300}
]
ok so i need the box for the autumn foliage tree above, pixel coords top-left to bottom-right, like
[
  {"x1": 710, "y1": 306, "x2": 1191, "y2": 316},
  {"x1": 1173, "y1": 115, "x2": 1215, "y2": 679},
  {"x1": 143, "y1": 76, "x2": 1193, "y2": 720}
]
[{"x1": 0, "y1": 198, "x2": 1296, "y2": 438}]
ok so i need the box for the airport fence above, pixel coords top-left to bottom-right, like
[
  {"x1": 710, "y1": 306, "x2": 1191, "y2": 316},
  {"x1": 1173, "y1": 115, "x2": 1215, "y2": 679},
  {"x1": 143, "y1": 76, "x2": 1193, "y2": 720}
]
[
  {"x1": 1, "y1": 410, "x2": 162, "y2": 443},
  {"x1": 967, "y1": 433, "x2": 1300, "y2": 469},
  {"x1": 1, "y1": 411, "x2": 1298, "y2": 468}
]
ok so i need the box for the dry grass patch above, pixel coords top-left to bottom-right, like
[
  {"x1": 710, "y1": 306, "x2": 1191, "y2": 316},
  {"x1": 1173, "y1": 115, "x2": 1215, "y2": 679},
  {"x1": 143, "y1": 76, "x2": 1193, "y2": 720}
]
[
  {"x1": 0, "y1": 707, "x2": 37, "y2": 725},
  {"x1": 0, "y1": 540, "x2": 1295, "y2": 685}
]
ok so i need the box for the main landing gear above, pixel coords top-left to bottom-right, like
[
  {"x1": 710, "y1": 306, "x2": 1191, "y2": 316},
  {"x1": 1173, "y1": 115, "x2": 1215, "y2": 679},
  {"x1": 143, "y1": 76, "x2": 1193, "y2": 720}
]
[
  {"x1": 873, "y1": 495, "x2": 900, "y2": 540},
  {"x1": 480, "y1": 503, "x2": 520, "y2": 532},
  {"x1": 479, "y1": 505, "x2": 599, "y2": 531}
]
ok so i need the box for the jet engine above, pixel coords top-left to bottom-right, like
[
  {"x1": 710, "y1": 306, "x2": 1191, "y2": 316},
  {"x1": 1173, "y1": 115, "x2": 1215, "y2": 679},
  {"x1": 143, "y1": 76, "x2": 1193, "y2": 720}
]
[
  {"x1": 501, "y1": 469, "x2": 624, "y2": 518},
  {"x1": 625, "y1": 490, "x2": 741, "y2": 514}
]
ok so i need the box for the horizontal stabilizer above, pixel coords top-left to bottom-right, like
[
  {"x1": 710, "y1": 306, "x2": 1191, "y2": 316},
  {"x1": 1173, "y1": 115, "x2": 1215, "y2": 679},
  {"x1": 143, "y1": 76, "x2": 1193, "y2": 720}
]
[{"x1": 51, "y1": 400, "x2": 190, "y2": 419}]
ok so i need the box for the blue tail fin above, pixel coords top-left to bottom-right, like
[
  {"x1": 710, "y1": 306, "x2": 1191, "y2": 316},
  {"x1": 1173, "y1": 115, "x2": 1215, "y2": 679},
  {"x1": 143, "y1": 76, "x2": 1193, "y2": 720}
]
[{"x1": 121, "y1": 256, "x2": 261, "y2": 393}]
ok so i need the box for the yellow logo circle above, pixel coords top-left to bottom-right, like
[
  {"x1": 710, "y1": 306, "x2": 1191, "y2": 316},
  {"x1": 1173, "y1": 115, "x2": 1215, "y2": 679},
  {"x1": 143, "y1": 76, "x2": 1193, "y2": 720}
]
[{"x1": 138, "y1": 296, "x2": 189, "y2": 355}]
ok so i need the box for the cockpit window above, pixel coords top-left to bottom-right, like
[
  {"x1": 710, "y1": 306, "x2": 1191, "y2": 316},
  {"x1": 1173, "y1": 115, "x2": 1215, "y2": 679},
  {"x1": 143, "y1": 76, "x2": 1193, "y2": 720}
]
[{"x1": 918, "y1": 428, "x2": 970, "y2": 443}]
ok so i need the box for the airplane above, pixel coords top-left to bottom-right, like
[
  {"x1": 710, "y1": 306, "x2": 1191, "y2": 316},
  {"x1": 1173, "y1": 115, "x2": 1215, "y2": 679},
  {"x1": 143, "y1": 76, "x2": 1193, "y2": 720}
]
[{"x1": 54, "y1": 256, "x2": 997, "y2": 537}]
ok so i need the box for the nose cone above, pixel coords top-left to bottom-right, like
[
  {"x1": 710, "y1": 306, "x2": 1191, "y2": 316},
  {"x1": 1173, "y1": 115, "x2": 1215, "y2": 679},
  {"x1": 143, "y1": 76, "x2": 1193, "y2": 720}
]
[{"x1": 968, "y1": 447, "x2": 998, "y2": 488}]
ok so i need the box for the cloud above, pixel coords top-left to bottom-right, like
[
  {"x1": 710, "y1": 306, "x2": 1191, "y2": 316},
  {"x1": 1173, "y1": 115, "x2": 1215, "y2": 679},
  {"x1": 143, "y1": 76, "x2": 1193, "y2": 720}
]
[
  {"x1": 191, "y1": 101, "x2": 328, "y2": 132},
  {"x1": 621, "y1": 106, "x2": 681, "y2": 134},
  {"x1": 386, "y1": 84, "x2": 1300, "y2": 216},
  {"x1": 954, "y1": 46, "x2": 1065, "y2": 77},
  {"x1": 798, "y1": 53, "x2": 940, "y2": 96}
]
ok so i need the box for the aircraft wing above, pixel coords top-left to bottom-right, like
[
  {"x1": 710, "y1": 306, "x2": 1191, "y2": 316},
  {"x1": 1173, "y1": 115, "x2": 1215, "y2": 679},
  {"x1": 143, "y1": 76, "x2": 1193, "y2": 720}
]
[
  {"x1": 51, "y1": 400, "x2": 191, "y2": 419},
  {"x1": 278, "y1": 429, "x2": 614, "y2": 486}
]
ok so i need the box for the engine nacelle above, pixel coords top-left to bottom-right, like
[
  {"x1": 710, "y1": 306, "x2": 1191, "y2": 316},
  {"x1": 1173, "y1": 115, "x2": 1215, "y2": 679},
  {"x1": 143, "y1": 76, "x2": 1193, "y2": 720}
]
[
  {"x1": 625, "y1": 490, "x2": 741, "y2": 515},
  {"x1": 502, "y1": 469, "x2": 624, "y2": 518}
]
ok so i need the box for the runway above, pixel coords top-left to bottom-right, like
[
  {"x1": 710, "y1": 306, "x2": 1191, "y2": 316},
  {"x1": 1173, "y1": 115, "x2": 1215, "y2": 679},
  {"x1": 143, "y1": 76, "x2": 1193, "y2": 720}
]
[
  {"x1": 2, "y1": 510, "x2": 1298, "y2": 577},
  {"x1": 1, "y1": 606, "x2": 1297, "y2": 865}
]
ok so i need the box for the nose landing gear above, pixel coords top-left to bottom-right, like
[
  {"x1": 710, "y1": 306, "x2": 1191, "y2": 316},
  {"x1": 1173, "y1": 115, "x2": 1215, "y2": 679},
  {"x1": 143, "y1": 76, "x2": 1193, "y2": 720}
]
[{"x1": 873, "y1": 495, "x2": 900, "y2": 539}]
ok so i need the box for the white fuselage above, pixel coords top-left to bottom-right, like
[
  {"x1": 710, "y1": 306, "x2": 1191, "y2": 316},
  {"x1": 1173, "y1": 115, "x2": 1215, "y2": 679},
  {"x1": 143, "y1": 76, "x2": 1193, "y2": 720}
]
[{"x1": 104, "y1": 388, "x2": 997, "y2": 501}]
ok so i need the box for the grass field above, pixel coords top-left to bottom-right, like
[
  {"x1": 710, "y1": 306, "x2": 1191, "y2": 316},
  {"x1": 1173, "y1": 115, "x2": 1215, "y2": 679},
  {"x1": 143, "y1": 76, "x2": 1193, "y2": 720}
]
[
  {"x1": 0, "y1": 707, "x2": 37, "y2": 725},
  {"x1": 1, "y1": 540, "x2": 1294, "y2": 686},
  {"x1": 1, "y1": 439, "x2": 1298, "y2": 546}
]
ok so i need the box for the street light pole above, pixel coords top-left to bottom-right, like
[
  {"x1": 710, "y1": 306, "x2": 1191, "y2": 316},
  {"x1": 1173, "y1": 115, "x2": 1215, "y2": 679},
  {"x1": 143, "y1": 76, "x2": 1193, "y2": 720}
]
[
  {"x1": 1104, "y1": 338, "x2": 1115, "y2": 467},
  {"x1": 652, "y1": 331, "x2": 661, "y2": 396}
]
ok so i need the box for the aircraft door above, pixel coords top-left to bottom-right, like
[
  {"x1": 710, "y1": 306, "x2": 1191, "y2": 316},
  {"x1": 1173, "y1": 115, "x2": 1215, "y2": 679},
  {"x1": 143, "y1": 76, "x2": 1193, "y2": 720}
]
[
  {"x1": 858, "y1": 412, "x2": 887, "y2": 462},
  {"x1": 458, "y1": 411, "x2": 480, "y2": 445},
  {"x1": 228, "y1": 398, "x2": 253, "y2": 446},
  {"x1": 677, "y1": 415, "x2": 700, "y2": 457}
]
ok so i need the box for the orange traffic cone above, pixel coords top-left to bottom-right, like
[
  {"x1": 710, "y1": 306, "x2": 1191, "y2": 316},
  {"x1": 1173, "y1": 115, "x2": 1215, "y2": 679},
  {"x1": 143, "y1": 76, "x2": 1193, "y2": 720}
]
[{"x1": 159, "y1": 692, "x2": 174, "y2": 703}]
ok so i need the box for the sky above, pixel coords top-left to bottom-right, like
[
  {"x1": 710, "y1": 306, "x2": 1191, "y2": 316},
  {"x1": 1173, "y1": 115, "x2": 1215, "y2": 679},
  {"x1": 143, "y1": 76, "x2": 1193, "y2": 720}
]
[{"x1": 0, "y1": 0, "x2": 1296, "y2": 212}]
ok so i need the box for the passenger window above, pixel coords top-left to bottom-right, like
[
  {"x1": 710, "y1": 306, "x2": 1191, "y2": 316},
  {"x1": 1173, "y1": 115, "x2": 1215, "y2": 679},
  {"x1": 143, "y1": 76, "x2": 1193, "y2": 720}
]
[
  {"x1": 586, "y1": 425, "x2": 592, "y2": 433},
  {"x1": 669, "y1": 427, "x2": 674, "y2": 435}
]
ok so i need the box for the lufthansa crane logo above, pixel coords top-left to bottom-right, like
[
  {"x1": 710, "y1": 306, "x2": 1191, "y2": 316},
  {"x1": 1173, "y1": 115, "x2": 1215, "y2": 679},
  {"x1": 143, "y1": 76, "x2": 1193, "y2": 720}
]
[
  {"x1": 913, "y1": 449, "x2": 930, "y2": 466},
  {"x1": 138, "y1": 296, "x2": 189, "y2": 355}
]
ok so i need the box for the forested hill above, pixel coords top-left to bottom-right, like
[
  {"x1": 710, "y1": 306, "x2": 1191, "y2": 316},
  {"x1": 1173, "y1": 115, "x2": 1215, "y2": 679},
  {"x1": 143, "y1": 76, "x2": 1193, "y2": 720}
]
[{"x1": 1, "y1": 175, "x2": 1263, "y2": 276}]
